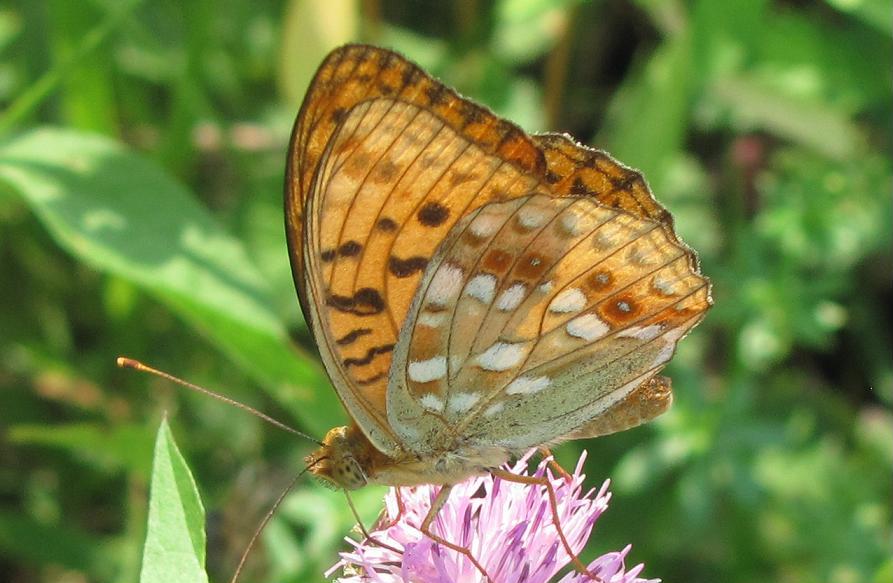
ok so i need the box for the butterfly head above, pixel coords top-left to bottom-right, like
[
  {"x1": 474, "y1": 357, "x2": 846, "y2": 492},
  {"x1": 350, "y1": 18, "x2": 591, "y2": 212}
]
[{"x1": 305, "y1": 425, "x2": 376, "y2": 491}]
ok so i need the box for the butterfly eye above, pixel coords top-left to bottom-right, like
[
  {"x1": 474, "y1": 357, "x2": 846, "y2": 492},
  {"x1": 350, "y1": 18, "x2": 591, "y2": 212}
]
[
  {"x1": 335, "y1": 457, "x2": 368, "y2": 490},
  {"x1": 307, "y1": 454, "x2": 368, "y2": 491}
]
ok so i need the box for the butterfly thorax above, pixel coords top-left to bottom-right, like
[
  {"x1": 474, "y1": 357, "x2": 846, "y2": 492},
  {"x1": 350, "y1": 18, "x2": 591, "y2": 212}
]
[{"x1": 306, "y1": 424, "x2": 510, "y2": 490}]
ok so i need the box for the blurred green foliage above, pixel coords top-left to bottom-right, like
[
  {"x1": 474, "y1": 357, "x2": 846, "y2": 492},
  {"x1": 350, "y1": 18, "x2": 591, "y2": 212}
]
[{"x1": 0, "y1": 1, "x2": 889, "y2": 582}]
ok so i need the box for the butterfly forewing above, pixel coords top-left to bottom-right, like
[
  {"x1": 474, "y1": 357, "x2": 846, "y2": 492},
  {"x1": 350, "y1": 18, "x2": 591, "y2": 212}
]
[
  {"x1": 532, "y1": 134, "x2": 675, "y2": 228},
  {"x1": 290, "y1": 46, "x2": 557, "y2": 455}
]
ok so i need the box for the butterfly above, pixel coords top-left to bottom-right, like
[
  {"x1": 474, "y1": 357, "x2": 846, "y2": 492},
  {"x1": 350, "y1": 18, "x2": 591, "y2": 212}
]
[{"x1": 285, "y1": 44, "x2": 711, "y2": 580}]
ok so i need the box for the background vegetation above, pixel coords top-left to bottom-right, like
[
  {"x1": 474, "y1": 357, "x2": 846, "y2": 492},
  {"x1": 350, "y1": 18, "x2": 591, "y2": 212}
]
[{"x1": 1, "y1": 1, "x2": 890, "y2": 582}]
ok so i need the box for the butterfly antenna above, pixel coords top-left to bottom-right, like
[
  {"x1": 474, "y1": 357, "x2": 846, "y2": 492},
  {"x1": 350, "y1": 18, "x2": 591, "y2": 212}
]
[
  {"x1": 117, "y1": 356, "x2": 324, "y2": 446},
  {"x1": 228, "y1": 458, "x2": 326, "y2": 583}
]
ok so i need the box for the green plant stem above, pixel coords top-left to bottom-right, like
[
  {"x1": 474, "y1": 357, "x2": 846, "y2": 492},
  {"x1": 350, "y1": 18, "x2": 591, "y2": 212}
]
[{"x1": 0, "y1": 0, "x2": 142, "y2": 137}]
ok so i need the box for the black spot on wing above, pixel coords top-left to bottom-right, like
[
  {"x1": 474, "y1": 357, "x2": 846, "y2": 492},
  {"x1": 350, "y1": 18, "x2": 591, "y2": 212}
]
[
  {"x1": 377, "y1": 217, "x2": 398, "y2": 232},
  {"x1": 343, "y1": 344, "x2": 395, "y2": 368},
  {"x1": 357, "y1": 372, "x2": 388, "y2": 385},
  {"x1": 570, "y1": 177, "x2": 592, "y2": 196},
  {"x1": 425, "y1": 84, "x2": 448, "y2": 106},
  {"x1": 545, "y1": 170, "x2": 562, "y2": 184},
  {"x1": 327, "y1": 288, "x2": 385, "y2": 315},
  {"x1": 338, "y1": 240, "x2": 362, "y2": 257},
  {"x1": 336, "y1": 328, "x2": 372, "y2": 346},
  {"x1": 417, "y1": 201, "x2": 449, "y2": 227},
  {"x1": 389, "y1": 256, "x2": 428, "y2": 278}
]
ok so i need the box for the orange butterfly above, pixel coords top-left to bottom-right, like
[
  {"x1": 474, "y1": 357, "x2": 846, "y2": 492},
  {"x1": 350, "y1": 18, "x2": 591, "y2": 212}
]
[{"x1": 285, "y1": 44, "x2": 711, "y2": 580}]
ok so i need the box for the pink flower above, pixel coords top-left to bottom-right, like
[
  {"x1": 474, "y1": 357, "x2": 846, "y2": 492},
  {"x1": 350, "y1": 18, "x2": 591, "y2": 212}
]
[{"x1": 327, "y1": 452, "x2": 659, "y2": 583}]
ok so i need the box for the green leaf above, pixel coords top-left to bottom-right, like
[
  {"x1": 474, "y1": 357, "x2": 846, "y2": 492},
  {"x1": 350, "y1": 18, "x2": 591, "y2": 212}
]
[
  {"x1": 140, "y1": 418, "x2": 208, "y2": 583},
  {"x1": 0, "y1": 127, "x2": 342, "y2": 436},
  {"x1": 825, "y1": 0, "x2": 892, "y2": 36}
]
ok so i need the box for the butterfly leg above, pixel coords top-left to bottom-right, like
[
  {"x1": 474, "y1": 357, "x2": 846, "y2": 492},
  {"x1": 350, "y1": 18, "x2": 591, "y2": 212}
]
[
  {"x1": 419, "y1": 484, "x2": 493, "y2": 583},
  {"x1": 376, "y1": 486, "x2": 406, "y2": 530},
  {"x1": 490, "y1": 469, "x2": 602, "y2": 582},
  {"x1": 538, "y1": 447, "x2": 573, "y2": 482}
]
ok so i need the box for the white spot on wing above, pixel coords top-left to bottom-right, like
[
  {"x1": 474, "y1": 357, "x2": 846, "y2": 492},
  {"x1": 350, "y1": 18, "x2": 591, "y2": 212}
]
[
  {"x1": 560, "y1": 212, "x2": 581, "y2": 235},
  {"x1": 517, "y1": 206, "x2": 548, "y2": 229},
  {"x1": 496, "y1": 283, "x2": 526, "y2": 311},
  {"x1": 448, "y1": 392, "x2": 480, "y2": 413},
  {"x1": 465, "y1": 274, "x2": 497, "y2": 304},
  {"x1": 566, "y1": 313, "x2": 609, "y2": 342},
  {"x1": 484, "y1": 402, "x2": 505, "y2": 417},
  {"x1": 427, "y1": 263, "x2": 464, "y2": 307},
  {"x1": 469, "y1": 213, "x2": 502, "y2": 238},
  {"x1": 419, "y1": 393, "x2": 445, "y2": 412},
  {"x1": 408, "y1": 356, "x2": 447, "y2": 383},
  {"x1": 652, "y1": 276, "x2": 677, "y2": 295},
  {"x1": 593, "y1": 221, "x2": 622, "y2": 250},
  {"x1": 537, "y1": 281, "x2": 554, "y2": 294},
  {"x1": 418, "y1": 312, "x2": 446, "y2": 327},
  {"x1": 549, "y1": 288, "x2": 587, "y2": 313},
  {"x1": 505, "y1": 375, "x2": 551, "y2": 395},
  {"x1": 476, "y1": 341, "x2": 527, "y2": 371},
  {"x1": 618, "y1": 324, "x2": 663, "y2": 341},
  {"x1": 628, "y1": 245, "x2": 653, "y2": 265}
]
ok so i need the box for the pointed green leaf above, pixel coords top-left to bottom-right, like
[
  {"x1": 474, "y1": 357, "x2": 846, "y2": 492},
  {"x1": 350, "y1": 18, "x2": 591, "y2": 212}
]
[{"x1": 140, "y1": 419, "x2": 208, "y2": 583}]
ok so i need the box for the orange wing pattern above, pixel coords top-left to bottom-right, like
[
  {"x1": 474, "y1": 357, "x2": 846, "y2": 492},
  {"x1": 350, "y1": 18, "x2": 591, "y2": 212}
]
[{"x1": 284, "y1": 45, "x2": 709, "y2": 455}]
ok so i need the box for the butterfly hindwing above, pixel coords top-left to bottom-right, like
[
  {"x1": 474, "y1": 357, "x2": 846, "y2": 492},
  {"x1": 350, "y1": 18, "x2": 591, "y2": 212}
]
[
  {"x1": 388, "y1": 195, "x2": 710, "y2": 454},
  {"x1": 563, "y1": 375, "x2": 674, "y2": 440}
]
